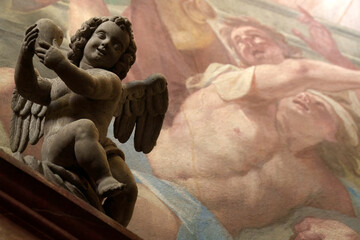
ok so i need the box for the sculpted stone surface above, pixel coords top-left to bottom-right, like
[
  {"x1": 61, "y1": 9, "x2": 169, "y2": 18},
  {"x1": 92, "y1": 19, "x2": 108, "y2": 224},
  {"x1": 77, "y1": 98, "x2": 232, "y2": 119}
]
[
  {"x1": 10, "y1": 16, "x2": 168, "y2": 226},
  {"x1": 34, "y1": 18, "x2": 64, "y2": 49}
]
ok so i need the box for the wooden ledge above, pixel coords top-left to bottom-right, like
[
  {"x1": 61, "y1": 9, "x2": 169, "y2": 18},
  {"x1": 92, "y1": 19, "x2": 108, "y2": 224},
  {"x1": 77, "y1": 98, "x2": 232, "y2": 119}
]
[{"x1": 0, "y1": 150, "x2": 141, "y2": 240}]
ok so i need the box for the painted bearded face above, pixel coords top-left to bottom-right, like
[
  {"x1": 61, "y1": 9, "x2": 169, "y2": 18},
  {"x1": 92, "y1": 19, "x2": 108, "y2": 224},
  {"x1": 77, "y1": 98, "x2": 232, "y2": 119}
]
[
  {"x1": 82, "y1": 21, "x2": 130, "y2": 69},
  {"x1": 231, "y1": 26, "x2": 286, "y2": 66}
]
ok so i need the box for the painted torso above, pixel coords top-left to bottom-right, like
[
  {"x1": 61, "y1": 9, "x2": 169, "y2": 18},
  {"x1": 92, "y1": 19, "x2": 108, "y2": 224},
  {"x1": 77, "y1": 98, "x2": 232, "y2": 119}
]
[{"x1": 148, "y1": 84, "x2": 354, "y2": 235}]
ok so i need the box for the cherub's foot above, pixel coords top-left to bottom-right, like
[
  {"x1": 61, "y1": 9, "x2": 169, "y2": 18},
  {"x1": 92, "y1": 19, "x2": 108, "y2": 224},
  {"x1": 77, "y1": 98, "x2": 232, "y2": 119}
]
[{"x1": 97, "y1": 176, "x2": 126, "y2": 198}]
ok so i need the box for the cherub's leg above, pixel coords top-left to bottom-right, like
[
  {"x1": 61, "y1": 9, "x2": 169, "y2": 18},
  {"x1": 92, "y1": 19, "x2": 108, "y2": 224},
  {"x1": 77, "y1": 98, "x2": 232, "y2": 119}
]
[
  {"x1": 43, "y1": 119, "x2": 125, "y2": 198},
  {"x1": 73, "y1": 119, "x2": 126, "y2": 198},
  {"x1": 103, "y1": 154, "x2": 138, "y2": 226}
]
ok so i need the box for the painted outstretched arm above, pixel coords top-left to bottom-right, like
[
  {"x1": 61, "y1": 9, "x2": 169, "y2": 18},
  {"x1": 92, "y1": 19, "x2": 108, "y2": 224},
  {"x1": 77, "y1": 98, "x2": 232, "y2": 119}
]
[
  {"x1": 36, "y1": 41, "x2": 121, "y2": 100},
  {"x1": 14, "y1": 24, "x2": 52, "y2": 106},
  {"x1": 292, "y1": 6, "x2": 358, "y2": 70},
  {"x1": 292, "y1": 217, "x2": 360, "y2": 240},
  {"x1": 252, "y1": 58, "x2": 360, "y2": 100}
]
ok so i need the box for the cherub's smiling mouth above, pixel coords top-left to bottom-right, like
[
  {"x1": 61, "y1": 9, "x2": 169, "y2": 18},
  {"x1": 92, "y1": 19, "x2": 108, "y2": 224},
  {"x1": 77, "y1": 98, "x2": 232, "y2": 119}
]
[{"x1": 97, "y1": 47, "x2": 106, "y2": 56}]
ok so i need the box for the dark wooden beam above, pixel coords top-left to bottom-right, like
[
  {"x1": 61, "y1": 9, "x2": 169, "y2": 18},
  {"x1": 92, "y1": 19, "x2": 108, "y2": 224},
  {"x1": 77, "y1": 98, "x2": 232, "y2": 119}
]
[{"x1": 0, "y1": 150, "x2": 141, "y2": 240}]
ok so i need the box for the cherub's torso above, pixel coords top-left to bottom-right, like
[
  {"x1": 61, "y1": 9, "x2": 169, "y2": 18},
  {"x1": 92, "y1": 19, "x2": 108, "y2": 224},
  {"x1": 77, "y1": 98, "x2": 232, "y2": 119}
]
[{"x1": 43, "y1": 72, "x2": 119, "y2": 143}]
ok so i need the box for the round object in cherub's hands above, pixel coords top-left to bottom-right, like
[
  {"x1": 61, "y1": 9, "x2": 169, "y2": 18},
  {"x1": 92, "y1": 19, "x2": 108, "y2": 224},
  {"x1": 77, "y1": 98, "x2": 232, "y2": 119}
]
[{"x1": 35, "y1": 18, "x2": 64, "y2": 48}]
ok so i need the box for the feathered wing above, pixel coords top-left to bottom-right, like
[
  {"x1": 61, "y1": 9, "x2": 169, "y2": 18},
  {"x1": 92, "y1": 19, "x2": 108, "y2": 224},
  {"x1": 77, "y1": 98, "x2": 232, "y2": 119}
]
[
  {"x1": 10, "y1": 88, "x2": 47, "y2": 153},
  {"x1": 113, "y1": 73, "x2": 168, "y2": 154}
]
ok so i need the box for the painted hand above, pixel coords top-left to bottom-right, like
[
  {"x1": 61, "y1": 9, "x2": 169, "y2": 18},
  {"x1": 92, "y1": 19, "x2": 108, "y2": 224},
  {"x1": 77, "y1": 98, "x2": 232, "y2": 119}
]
[
  {"x1": 291, "y1": 5, "x2": 341, "y2": 61},
  {"x1": 291, "y1": 5, "x2": 358, "y2": 69},
  {"x1": 292, "y1": 217, "x2": 360, "y2": 240}
]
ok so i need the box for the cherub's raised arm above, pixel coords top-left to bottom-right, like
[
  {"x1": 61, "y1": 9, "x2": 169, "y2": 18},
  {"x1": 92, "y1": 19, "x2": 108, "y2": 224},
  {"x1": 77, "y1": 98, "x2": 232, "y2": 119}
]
[
  {"x1": 55, "y1": 62, "x2": 122, "y2": 100},
  {"x1": 36, "y1": 41, "x2": 121, "y2": 100},
  {"x1": 252, "y1": 59, "x2": 360, "y2": 100},
  {"x1": 15, "y1": 25, "x2": 52, "y2": 106}
]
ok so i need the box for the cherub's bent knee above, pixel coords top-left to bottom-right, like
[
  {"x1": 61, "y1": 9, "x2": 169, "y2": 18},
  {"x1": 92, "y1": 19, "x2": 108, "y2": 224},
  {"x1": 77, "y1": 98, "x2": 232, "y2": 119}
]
[{"x1": 74, "y1": 119, "x2": 99, "y2": 140}]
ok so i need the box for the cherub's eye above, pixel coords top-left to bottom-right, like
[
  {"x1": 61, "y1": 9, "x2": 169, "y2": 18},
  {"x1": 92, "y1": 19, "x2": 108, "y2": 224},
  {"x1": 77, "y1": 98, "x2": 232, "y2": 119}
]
[
  {"x1": 97, "y1": 31, "x2": 106, "y2": 40},
  {"x1": 113, "y1": 40, "x2": 124, "y2": 52},
  {"x1": 114, "y1": 44, "x2": 121, "y2": 51}
]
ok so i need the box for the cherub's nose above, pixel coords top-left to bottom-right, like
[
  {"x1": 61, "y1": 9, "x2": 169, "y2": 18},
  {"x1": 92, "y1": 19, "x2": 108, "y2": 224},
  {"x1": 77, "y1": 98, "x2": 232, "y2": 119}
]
[{"x1": 101, "y1": 38, "x2": 110, "y2": 48}]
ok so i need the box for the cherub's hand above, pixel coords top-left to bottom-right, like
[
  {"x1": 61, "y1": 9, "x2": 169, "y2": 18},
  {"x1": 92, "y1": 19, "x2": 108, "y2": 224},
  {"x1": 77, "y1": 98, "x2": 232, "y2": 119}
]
[
  {"x1": 35, "y1": 41, "x2": 66, "y2": 70},
  {"x1": 291, "y1": 5, "x2": 341, "y2": 61},
  {"x1": 21, "y1": 24, "x2": 39, "y2": 59},
  {"x1": 292, "y1": 217, "x2": 360, "y2": 240}
]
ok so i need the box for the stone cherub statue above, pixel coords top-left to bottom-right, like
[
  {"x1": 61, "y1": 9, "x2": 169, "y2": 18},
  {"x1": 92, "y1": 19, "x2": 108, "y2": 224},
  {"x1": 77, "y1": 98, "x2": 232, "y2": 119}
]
[{"x1": 10, "y1": 16, "x2": 168, "y2": 226}]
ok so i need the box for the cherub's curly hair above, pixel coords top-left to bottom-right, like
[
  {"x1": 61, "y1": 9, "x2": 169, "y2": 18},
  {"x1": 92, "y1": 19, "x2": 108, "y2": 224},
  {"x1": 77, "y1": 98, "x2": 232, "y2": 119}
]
[{"x1": 67, "y1": 16, "x2": 137, "y2": 80}]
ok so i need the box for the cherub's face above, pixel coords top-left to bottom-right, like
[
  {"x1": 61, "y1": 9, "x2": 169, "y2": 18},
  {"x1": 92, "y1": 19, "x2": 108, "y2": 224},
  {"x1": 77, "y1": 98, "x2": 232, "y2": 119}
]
[{"x1": 82, "y1": 21, "x2": 130, "y2": 69}]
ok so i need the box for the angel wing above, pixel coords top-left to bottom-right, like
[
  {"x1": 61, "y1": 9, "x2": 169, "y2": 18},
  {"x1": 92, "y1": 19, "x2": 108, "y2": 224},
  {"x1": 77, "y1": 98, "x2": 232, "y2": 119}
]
[
  {"x1": 10, "y1": 88, "x2": 47, "y2": 153},
  {"x1": 113, "y1": 73, "x2": 168, "y2": 154}
]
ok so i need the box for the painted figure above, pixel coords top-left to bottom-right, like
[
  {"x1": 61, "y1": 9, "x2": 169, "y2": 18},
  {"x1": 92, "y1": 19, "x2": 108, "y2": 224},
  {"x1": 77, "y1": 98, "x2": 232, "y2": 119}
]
[
  {"x1": 127, "y1": 14, "x2": 360, "y2": 240},
  {"x1": 122, "y1": 0, "x2": 236, "y2": 126},
  {"x1": 129, "y1": 59, "x2": 360, "y2": 240},
  {"x1": 292, "y1": 6, "x2": 358, "y2": 70},
  {"x1": 11, "y1": 16, "x2": 168, "y2": 226}
]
